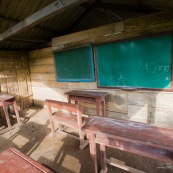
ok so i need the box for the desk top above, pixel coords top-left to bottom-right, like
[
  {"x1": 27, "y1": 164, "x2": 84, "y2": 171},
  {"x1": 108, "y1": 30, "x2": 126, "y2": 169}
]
[
  {"x1": 0, "y1": 147, "x2": 53, "y2": 173},
  {"x1": 0, "y1": 94, "x2": 15, "y2": 102},
  {"x1": 65, "y1": 90, "x2": 108, "y2": 98},
  {"x1": 82, "y1": 116, "x2": 173, "y2": 151}
]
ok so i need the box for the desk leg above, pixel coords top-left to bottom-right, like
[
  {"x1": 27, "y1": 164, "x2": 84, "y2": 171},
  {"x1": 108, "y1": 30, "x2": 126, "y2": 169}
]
[
  {"x1": 102, "y1": 100, "x2": 106, "y2": 117},
  {"x1": 67, "y1": 96, "x2": 71, "y2": 103},
  {"x1": 96, "y1": 99, "x2": 100, "y2": 116},
  {"x1": 2, "y1": 103, "x2": 11, "y2": 128},
  {"x1": 88, "y1": 132, "x2": 98, "y2": 173},
  {"x1": 13, "y1": 101, "x2": 20, "y2": 123},
  {"x1": 100, "y1": 144, "x2": 108, "y2": 173}
]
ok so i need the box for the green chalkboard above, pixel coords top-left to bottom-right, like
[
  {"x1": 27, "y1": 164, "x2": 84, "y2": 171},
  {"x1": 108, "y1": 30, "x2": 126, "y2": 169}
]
[
  {"x1": 54, "y1": 44, "x2": 95, "y2": 82},
  {"x1": 96, "y1": 35, "x2": 172, "y2": 89}
]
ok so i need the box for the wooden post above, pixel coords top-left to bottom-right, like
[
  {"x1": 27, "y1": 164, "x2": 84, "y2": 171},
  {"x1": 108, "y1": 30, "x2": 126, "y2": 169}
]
[
  {"x1": 96, "y1": 98, "x2": 100, "y2": 116},
  {"x1": 2, "y1": 103, "x2": 11, "y2": 128},
  {"x1": 13, "y1": 100, "x2": 20, "y2": 123},
  {"x1": 100, "y1": 144, "x2": 108, "y2": 173},
  {"x1": 88, "y1": 132, "x2": 98, "y2": 173},
  {"x1": 102, "y1": 99, "x2": 106, "y2": 116}
]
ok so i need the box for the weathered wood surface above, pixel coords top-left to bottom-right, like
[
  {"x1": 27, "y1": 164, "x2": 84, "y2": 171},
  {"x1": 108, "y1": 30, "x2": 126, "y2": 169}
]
[
  {"x1": 0, "y1": 94, "x2": 20, "y2": 128},
  {"x1": 83, "y1": 116, "x2": 173, "y2": 173},
  {"x1": 52, "y1": 11, "x2": 173, "y2": 50},
  {"x1": 66, "y1": 90, "x2": 108, "y2": 99},
  {"x1": 29, "y1": 11, "x2": 173, "y2": 128},
  {"x1": 29, "y1": 46, "x2": 173, "y2": 128},
  {"x1": 83, "y1": 116, "x2": 173, "y2": 149},
  {"x1": 66, "y1": 90, "x2": 108, "y2": 116},
  {"x1": 0, "y1": 147, "x2": 53, "y2": 173},
  {"x1": 0, "y1": 0, "x2": 87, "y2": 41},
  {"x1": 52, "y1": 21, "x2": 124, "y2": 50},
  {"x1": 0, "y1": 51, "x2": 32, "y2": 111},
  {"x1": 46, "y1": 99, "x2": 88, "y2": 150}
]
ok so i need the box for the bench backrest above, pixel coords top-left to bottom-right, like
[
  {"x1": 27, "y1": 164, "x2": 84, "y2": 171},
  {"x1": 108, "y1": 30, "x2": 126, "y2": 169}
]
[{"x1": 46, "y1": 99, "x2": 83, "y2": 114}]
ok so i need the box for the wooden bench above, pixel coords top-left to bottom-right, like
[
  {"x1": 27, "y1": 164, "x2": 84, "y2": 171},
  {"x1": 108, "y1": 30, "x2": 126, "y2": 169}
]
[
  {"x1": 46, "y1": 99, "x2": 89, "y2": 150},
  {"x1": 82, "y1": 116, "x2": 173, "y2": 173},
  {"x1": 0, "y1": 147, "x2": 53, "y2": 173}
]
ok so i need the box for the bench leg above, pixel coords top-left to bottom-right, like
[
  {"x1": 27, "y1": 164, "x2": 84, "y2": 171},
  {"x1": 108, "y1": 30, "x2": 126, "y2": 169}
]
[
  {"x1": 2, "y1": 103, "x2": 11, "y2": 128},
  {"x1": 49, "y1": 119, "x2": 55, "y2": 136},
  {"x1": 100, "y1": 144, "x2": 108, "y2": 173},
  {"x1": 88, "y1": 132, "x2": 98, "y2": 173},
  {"x1": 79, "y1": 130, "x2": 88, "y2": 150},
  {"x1": 13, "y1": 101, "x2": 20, "y2": 123},
  {"x1": 102, "y1": 100, "x2": 106, "y2": 117},
  {"x1": 96, "y1": 99, "x2": 100, "y2": 116},
  {"x1": 58, "y1": 123, "x2": 64, "y2": 130}
]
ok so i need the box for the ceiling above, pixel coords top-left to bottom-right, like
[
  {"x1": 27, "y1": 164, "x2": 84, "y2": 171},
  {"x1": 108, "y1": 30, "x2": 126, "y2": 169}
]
[{"x1": 0, "y1": 0, "x2": 172, "y2": 51}]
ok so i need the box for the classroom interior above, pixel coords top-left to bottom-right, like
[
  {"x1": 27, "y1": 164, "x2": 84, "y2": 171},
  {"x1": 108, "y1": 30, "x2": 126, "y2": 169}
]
[{"x1": 0, "y1": 0, "x2": 173, "y2": 173}]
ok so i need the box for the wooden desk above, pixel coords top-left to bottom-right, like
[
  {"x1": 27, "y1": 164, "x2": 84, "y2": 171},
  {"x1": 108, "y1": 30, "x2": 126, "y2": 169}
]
[
  {"x1": 0, "y1": 147, "x2": 53, "y2": 173},
  {"x1": 0, "y1": 94, "x2": 20, "y2": 128},
  {"x1": 82, "y1": 116, "x2": 173, "y2": 173},
  {"x1": 65, "y1": 90, "x2": 108, "y2": 116}
]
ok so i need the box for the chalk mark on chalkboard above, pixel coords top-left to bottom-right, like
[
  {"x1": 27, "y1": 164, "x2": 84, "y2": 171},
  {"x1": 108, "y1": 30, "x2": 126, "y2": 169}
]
[
  {"x1": 139, "y1": 61, "x2": 156, "y2": 72},
  {"x1": 108, "y1": 75, "x2": 114, "y2": 82},
  {"x1": 153, "y1": 64, "x2": 158, "y2": 74},
  {"x1": 158, "y1": 65, "x2": 169, "y2": 72},
  {"x1": 139, "y1": 61, "x2": 170, "y2": 74},
  {"x1": 117, "y1": 72, "x2": 127, "y2": 86}
]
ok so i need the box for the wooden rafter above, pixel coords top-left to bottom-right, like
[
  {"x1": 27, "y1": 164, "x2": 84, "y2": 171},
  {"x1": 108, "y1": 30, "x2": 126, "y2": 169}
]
[
  {"x1": 95, "y1": 3, "x2": 159, "y2": 14},
  {"x1": 0, "y1": 0, "x2": 86, "y2": 42},
  {"x1": 8, "y1": 37, "x2": 49, "y2": 43},
  {"x1": 135, "y1": 0, "x2": 144, "y2": 8},
  {"x1": 0, "y1": 14, "x2": 59, "y2": 35},
  {"x1": 64, "y1": 1, "x2": 101, "y2": 34},
  {"x1": 64, "y1": 3, "x2": 94, "y2": 34}
]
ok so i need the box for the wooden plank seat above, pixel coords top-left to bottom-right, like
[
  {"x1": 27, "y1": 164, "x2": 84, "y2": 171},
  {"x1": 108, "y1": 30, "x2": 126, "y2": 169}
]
[
  {"x1": 46, "y1": 99, "x2": 89, "y2": 150},
  {"x1": 82, "y1": 116, "x2": 173, "y2": 173}
]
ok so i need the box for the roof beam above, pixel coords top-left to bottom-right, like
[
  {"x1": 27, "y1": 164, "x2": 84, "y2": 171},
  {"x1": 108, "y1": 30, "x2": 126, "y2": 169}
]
[
  {"x1": 0, "y1": 14, "x2": 59, "y2": 35},
  {"x1": 96, "y1": 3, "x2": 160, "y2": 14},
  {"x1": 64, "y1": 3, "x2": 94, "y2": 34},
  {"x1": 135, "y1": 0, "x2": 144, "y2": 8},
  {"x1": 64, "y1": 1, "x2": 100, "y2": 34},
  {"x1": 8, "y1": 37, "x2": 49, "y2": 43},
  {"x1": 0, "y1": 0, "x2": 86, "y2": 42},
  {"x1": 135, "y1": 0, "x2": 146, "y2": 12}
]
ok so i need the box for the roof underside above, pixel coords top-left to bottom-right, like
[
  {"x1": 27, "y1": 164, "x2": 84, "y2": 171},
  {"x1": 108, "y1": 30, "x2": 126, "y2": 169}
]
[{"x1": 0, "y1": 0, "x2": 172, "y2": 51}]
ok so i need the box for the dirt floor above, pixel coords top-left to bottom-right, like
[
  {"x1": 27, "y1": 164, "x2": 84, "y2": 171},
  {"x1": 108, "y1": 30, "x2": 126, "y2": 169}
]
[{"x1": 0, "y1": 107, "x2": 172, "y2": 173}]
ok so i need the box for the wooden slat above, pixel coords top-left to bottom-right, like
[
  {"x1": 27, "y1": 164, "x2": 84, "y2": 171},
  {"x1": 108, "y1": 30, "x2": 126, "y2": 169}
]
[
  {"x1": 30, "y1": 73, "x2": 55, "y2": 80},
  {"x1": 29, "y1": 57, "x2": 54, "y2": 66},
  {"x1": 31, "y1": 81, "x2": 96, "y2": 89},
  {"x1": 52, "y1": 22, "x2": 124, "y2": 50},
  {"x1": 30, "y1": 65, "x2": 55, "y2": 73},
  {"x1": 0, "y1": 52, "x2": 32, "y2": 110},
  {"x1": 83, "y1": 116, "x2": 173, "y2": 150},
  {"x1": 97, "y1": 135, "x2": 173, "y2": 164},
  {"x1": 0, "y1": 0, "x2": 87, "y2": 41},
  {"x1": 31, "y1": 80, "x2": 69, "y2": 88},
  {"x1": 106, "y1": 159, "x2": 145, "y2": 173},
  {"x1": 28, "y1": 47, "x2": 53, "y2": 60},
  {"x1": 46, "y1": 99, "x2": 82, "y2": 112}
]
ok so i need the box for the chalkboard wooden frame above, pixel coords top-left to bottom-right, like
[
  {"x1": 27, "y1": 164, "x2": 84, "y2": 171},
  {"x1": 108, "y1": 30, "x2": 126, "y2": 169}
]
[
  {"x1": 54, "y1": 44, "x2": 95, "y2": 82},
  {"x1": 95, "y1": 34, "x2": 173, "y2": 91}
]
